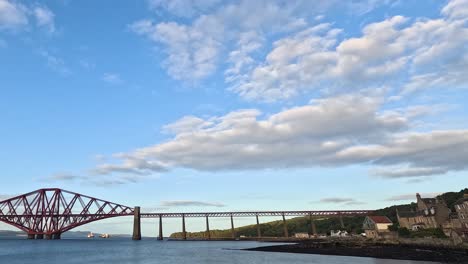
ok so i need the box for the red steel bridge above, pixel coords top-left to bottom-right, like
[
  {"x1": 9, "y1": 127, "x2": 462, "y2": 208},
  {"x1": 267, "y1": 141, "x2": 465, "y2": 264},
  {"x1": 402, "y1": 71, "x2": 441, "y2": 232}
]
[{"x1": 0, "y1": 188, "x2": 375, "y2": 240}]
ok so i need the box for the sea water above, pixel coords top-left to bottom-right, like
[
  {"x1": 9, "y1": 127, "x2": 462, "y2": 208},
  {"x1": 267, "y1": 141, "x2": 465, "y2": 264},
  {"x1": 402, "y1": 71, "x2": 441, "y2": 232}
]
[{"x1": 0, "y1": 238, "x2": 438, "y2": 264}]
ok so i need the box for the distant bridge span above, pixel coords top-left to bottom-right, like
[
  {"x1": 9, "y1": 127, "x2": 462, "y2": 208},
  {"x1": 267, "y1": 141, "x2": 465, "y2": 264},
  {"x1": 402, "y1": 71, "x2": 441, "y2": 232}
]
[{"x1": 0, "y1": 188, "x2": 375, "y2": 240}]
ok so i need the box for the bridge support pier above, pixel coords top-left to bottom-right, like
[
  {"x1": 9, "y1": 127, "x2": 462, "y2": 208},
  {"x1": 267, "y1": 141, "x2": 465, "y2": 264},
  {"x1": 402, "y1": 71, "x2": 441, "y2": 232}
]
[
  {"x1": 205, "y1": 215, "x2": 211, "y2": 240},
  {"x1": 27, "y1": 234, "x2": 35, "y2": 239},
  {"x1": 282, "y1": 214, "x2": 288, "y2": 238},
  {"x1": 132, "y1": 206, "x2": 141, "y2": 240},
  {"x1": 256, "y1": 214, "x2": 261, "y2": 238},
  {"x1": 182, "y1": 214, "x2": 187, "y2": 240},
  {"x1": 36, "y1": 234, "x2": 44, "y2": 239},
  {"x1": 158, "y1": 215, "x2": 163, "y2": 240},
  {"x1": 311, "y1": 217, "x2": 317, "y2": 237},
  {"x1": 230, "y1": 214, "x2": 235, "y2": 239},
  {"x1": 53, "y1": 233, "x2": 61, "y2": 240},
  {"x1": 339, "y1": 215, "x2": 345, "y2": 229}
]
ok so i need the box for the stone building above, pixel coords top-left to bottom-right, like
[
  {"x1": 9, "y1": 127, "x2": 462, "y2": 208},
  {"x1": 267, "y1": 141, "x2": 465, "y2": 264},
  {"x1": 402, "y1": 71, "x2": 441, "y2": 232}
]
[
  {"x1": 454, "y1": 194, "x2": 468, "y2": 229},
  {"x1": 363, "y1": 215, "x2": 393, "y2": 238},
  {"x1": 397, "y1": 193, "x2": 450, "y2": 230}
]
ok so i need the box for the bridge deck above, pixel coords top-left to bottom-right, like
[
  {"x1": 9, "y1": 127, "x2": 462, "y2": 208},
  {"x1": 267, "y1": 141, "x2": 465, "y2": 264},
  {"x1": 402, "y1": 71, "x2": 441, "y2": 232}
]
[{"x1": 141, "y1": 210, "x2": 374, "y2": 218}]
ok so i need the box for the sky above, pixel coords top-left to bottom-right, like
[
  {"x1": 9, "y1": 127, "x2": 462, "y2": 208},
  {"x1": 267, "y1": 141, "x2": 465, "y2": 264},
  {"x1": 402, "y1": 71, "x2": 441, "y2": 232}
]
[{"x1": 0, "y1": 0, "x2": 467, "y2": 236}]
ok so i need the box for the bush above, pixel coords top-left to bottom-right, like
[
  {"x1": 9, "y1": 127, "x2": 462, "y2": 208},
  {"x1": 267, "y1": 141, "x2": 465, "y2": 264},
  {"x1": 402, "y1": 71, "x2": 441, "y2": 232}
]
[
  {"x1": 410, "y1": 228, "x2": 447, "y2": 239},
  {"x1": 398, "y1": 227, "x2": 411, "y2": 238}
]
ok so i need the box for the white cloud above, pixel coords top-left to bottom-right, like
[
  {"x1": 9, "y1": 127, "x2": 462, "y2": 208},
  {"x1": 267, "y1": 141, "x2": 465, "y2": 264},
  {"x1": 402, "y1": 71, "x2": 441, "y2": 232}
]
[
  {"x1": 0, "y1": 0, "x2": 28, "y2": 30},
  {"x1": 130, "y1": 0, "x2": 308, "y2": 83},
  {"x1": 230, "y1": 0, "x2": 468, "y2": 101},
  {"x1": 338, "y1": 130, "x2": 468, "y2": 177},
  {"x1": 33, "y1": 5, "x2": 55, "y2": 33},
  {"x1": 230, "y1": 24, "x2": 341, "y2": 101},
  {"x1": 92, "y1": 91, "x2": 468, "y2": 179},
  {"x1": 442, "y1": 0, "x2": 468, "y2": 20},
  {"x1": 102, "y1": 73, "x2": 123, "y2": 85},
  {"x1": 0, "y1": 1, "x2": 56, "y2": 32},
  {"x1": 130, "y1": 18, "x2": 222, "y2": 82},
  {"x1": 93, "y1": 94, "x2": 421, "y2": 175},
  {"x1": 130, "y1": 0, "x2": 419, "y2": 98}
]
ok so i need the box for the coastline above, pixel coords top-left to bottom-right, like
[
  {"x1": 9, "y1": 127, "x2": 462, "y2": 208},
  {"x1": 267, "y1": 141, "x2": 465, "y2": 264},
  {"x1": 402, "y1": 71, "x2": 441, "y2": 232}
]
[{"x1": 244, "y1": 239, "x2": 468, "y2": 263}]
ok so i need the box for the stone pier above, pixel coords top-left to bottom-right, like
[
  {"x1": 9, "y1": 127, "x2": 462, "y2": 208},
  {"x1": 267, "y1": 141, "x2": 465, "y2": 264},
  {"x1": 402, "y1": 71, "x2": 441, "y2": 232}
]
[
  {"x1": 339, "y1": 214, "x2": 345, "y2": 229},
  {"x1": 132, "y1": 206, "x2": 141, "y2": 240},
  {"x1": 256, "y1": 214, "x2": 261, "y2": 238},
  {"x1": 230, "y1": 214, "x2": 235, "y2": 239},
  {"x1": 205, "y1": 215, "x2": 211, "y2": 240},
  {"x1": 282, "y1": 214, "x2": 289, "y2": 238},
  {"x1": 182, "y1": 214, "x2": 187, "y2": 240},
  {"x1": 158, "y1": 215, "x2": 163, "y2": 241}
]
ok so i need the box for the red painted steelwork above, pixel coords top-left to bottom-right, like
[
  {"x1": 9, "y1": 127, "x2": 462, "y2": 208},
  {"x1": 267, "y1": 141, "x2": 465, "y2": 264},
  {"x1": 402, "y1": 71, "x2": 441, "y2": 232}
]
[{"x1": 0, "y1": 188, "x2": 133, "y2": 236}]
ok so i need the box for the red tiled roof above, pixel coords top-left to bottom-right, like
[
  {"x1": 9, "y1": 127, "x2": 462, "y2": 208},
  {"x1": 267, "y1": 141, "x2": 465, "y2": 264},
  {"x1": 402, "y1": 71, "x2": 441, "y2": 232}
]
[{"x1": 368, "y1": 216, "x2": 392, "y2": 224}]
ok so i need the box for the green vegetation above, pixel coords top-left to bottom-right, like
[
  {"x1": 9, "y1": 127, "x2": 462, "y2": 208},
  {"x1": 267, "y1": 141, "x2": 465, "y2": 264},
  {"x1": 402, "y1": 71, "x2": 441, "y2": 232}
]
[
  {"x1": 171, "y1": 216, "x2": 366, "y2": 238},
  {"x1": 398, "y1": 227, "x2": 410, "y2": 238},
  {"x1": 170, "y1": 188, "x2": 468, "y2": 239},
  {"x1": 438, "y1": 188, "x2": 468, "y2": 211},
  {"x1": 397, "y1": 227, "x2": 447, "y2": 239}
]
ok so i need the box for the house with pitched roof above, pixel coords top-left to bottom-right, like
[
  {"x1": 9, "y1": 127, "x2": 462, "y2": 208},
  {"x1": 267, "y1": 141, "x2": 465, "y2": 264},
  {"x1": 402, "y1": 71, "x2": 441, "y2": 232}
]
[{"x1": 363, "y1": 215, "x2": 393, "y2": 238}]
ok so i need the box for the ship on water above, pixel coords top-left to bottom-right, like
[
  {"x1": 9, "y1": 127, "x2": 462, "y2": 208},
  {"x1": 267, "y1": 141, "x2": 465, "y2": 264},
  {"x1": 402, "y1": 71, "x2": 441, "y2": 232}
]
[{"x1": 87, "y1": 232, "x2": 94, "y2": 238}]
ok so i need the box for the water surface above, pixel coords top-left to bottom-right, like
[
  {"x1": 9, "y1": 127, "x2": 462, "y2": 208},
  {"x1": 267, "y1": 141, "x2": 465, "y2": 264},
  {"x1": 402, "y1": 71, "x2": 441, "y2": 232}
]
[{"x1": 0, "y1": 238, "x2": 438, "y2": 264}]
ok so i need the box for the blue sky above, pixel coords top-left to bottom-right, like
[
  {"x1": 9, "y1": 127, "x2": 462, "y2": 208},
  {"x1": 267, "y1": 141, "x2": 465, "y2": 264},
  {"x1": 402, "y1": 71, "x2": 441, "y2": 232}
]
[{"x1": 1, "y1": 0, "x2": 468, "y2": 235}]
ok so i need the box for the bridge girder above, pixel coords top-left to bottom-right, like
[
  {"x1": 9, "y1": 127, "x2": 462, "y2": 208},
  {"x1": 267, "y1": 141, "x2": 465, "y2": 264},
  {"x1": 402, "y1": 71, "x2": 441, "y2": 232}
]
[{"x1": 0, "y1": 188, "x2": 134, "y2": 236}]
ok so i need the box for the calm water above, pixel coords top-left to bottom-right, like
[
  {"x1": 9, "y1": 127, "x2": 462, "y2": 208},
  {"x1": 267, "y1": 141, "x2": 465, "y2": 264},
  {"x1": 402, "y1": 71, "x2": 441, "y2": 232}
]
[{"x1": 0, "y1": 238, "x2": 438, "y2": 264}]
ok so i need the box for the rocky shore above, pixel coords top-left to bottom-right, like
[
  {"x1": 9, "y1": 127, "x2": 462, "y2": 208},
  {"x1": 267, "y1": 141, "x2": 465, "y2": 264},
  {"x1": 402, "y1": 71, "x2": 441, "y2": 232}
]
[{"x1": 245, "y1": 239, "x2": 468, "y2": 263}]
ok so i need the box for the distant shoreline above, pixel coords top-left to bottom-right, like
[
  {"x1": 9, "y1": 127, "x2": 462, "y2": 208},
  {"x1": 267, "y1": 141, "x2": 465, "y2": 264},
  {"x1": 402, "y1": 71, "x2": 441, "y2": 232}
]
[{"x1": 244, "y1": 240, "x2": 468, "y2": 263}]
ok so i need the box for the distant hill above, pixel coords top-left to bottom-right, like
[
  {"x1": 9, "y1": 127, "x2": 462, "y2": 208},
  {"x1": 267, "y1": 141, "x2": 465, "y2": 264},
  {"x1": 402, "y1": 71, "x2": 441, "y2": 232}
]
[{"x1": 170, "y1": 188, "x2": 468, "y2": 239}]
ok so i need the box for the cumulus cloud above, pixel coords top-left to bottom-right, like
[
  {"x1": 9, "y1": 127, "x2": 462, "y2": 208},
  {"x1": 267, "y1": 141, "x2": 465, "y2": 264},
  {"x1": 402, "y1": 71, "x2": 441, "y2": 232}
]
[
  {"x1": 131, "y1": 0, "x2": 468, "y2": 101},
  {"x1": 160, "y1": 200, "x2": 225, "y2": 207},
  {"x1": 0, "y1": 1, "x2": 56, "y2": 32},
  {"x1": 233, "y1": 1, "x2": 468, "y2": 101},
  {"x1": 90, "y1": 94, "x2": 415, "y2": 175},
  {"x1": 340, "y1": 130, "x2": 468, "y2": 177},
  {"x1": 130, "y1": 18, "x2": 222, "y2": 82},
  {"x1": 130, "y1": 0, "x2": 307, "y2": 83},
  {"x1": 0, "y1": 0, "x2": 27, "y2": 30},
  {"x1": 91, "y1": 91, "x2": 468, "y2": 180}
]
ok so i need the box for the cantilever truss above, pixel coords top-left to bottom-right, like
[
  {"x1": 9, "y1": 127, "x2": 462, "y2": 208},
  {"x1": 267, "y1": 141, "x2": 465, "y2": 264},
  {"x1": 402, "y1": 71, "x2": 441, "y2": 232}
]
[{"x1": 0, "y1": 188, "x2": 133, "y2": 236}]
